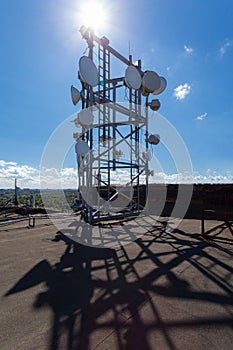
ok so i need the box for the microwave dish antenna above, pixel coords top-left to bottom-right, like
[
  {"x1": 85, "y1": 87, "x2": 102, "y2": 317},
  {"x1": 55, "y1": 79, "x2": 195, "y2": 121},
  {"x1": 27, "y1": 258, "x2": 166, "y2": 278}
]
[
  {"x1": 78, "y1": 108, "x2": 94, "y2": 126},
  {"x1": 75, "y1": 140, "x2": 90, "y2": 157},
  {"x1": 79, "y1": 56, "x2": 99, "y2": 87},
  {"x1": 148, "y1": 99, "x2": 161, "y2": 111},
  {"x1": 148, "y1": 134, "x2": 160, "y2": 145},
  {"x1": 152, "y1": 76, "x2": 167, "y2": 95},
  {"x1": 71, "y1": 85, "x2": 81, "y2": 105},
  {"x1": 141, "y1": 70, "x2": 161, "y2": 96},
  {"x1": 125, "y1": 65, "x2": 142, "y2": 90}
]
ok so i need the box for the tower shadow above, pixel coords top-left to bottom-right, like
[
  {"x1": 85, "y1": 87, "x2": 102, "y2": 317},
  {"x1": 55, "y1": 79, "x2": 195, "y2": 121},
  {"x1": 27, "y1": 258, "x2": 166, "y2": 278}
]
[{"x1": 4, "y1": 218, "x2": 233, "y2": 350}]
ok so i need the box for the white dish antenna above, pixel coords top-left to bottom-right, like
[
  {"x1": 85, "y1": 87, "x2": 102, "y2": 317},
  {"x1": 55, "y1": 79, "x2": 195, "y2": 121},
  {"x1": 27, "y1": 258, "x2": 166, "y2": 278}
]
[
  {"x1": 78, "y1": 108, "x2": 94, "y2": 126},
  {"x1": 71, "y1": 85, "x2": 81, "y2": 105},
  {"x1": 125, "y1": 65, "x2": 142, "y2": 90},
  {"x1": 142, "y1": 150, "x2": 152, "y2": 161},
  {"x1": 152, "y1": 76, "x2": 167, "y2": 95},
  {"x1": 79, "y1": 56, "x2": 98, "y2": 87},
  {"x1": 75, "y1": 140, "x2": 90, "y2": 157},
  {"x1": 142, "y1": 70, "x2": 161, "y2": 96}
]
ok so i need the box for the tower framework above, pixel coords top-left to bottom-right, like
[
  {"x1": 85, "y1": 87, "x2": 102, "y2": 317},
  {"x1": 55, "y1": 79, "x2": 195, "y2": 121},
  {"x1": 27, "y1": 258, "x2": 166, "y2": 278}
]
[{"x1": 74, "y1": 27, "x2": 162, "y2": 224}]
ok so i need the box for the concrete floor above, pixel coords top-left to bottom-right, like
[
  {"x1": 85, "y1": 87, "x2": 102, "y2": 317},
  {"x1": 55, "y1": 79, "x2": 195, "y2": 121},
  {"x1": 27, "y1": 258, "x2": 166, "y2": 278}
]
[{"x1": 0, "y1": 216, "x2": 233, "y2": 350}]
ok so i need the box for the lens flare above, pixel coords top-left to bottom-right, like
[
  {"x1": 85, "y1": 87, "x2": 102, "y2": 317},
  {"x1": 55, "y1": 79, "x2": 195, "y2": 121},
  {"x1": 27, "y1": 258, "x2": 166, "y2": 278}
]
[{"x1": 79, "y1": 0, "x2": 108, "y2": 32}]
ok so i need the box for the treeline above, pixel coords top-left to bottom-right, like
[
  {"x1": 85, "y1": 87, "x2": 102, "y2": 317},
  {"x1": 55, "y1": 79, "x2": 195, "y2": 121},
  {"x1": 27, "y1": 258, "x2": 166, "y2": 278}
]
[{"x1": 0, "y1": 189, "x2": 78, "y2": 209}]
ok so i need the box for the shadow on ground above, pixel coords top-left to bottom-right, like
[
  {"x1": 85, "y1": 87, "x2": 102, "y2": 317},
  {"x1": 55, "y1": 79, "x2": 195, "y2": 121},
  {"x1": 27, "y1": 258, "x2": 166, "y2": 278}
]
[{"x1": 5, "y1": 219, "x2": 233, "y2": 350}]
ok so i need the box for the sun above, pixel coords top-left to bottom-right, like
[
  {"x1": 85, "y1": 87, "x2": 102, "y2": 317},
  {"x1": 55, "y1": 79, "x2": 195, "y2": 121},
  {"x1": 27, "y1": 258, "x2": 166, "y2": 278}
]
[{"x1": 79, "y1": 0, "x2": 108, "y2": 33}]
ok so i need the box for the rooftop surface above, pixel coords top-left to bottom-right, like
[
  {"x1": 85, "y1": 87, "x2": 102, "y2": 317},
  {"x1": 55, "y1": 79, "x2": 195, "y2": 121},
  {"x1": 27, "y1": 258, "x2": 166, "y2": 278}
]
[{"x1": 0, "y1": 216, "x2": 233, "y2": 349}]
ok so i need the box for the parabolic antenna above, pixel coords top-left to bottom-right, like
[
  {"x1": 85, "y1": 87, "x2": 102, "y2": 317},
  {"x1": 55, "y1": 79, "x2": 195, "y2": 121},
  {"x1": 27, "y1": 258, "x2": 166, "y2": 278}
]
[
  {"x1": 142, "y1": 150, "x2": 152, "y2": 161},
  {"x1": 152, "y1": 76, "x2": 167, "y2": 95},
  {"x1": 142, "y1": 70, "x2": 161, "y2": 95},
  {"x1": 149, "y1": 99, "x2": 161, "y2": 111},
  {"x1": 79, "y1": 56, "x2": 98, "y2": 87},
  {"x1": 148, "y1": 134, "x2": 160, "y2": 145},
  {"x1": 75, "y1": 140, "x2": 90, "y2": 157},
  {"x1": 125, "y1": 65, "x2": 142, "y2": 90},
  {"x1": 78, "y1": 108, "x2": 94, "y2": 126},
  {"x1": 71, "y1": 85, "x2": 81, "y2": 105}
]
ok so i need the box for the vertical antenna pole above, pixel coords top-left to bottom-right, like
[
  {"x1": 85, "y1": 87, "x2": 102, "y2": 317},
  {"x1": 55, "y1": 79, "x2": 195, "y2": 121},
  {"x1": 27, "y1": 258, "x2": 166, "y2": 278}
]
[{"x1": 14, "y1": 178, "x2": 18, "y2": 207}]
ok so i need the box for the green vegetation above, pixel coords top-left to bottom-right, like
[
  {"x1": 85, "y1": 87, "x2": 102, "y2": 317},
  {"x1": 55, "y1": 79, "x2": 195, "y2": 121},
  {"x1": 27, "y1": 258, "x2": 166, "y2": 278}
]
[{"x1": 0, "y1": 189, "x2": 78, "y2": 210}]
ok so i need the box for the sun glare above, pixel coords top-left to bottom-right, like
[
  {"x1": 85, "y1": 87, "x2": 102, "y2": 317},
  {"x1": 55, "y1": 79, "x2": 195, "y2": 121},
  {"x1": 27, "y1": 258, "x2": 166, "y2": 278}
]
[{"x1": 79, "y1": 0, "x2": 108, "y2": 32}]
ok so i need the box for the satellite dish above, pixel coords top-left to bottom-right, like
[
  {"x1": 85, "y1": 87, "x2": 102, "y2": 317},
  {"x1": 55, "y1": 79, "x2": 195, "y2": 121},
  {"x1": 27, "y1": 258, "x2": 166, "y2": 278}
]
[
  {"x1": 148, "y1": 134, "x2": 160, "y2": 145},
  {"x1": 75, "y1": 140, "x2": 90, "y2": 157},
  {"x1": 78, "y1": 108, "x2": 94, "y2": 126},
  {"x1": 152, "y1": 77, "x2": 167, "y2": 95},
  {"x1": 141, "y1": 71, "x2": 161, "y2": 96},
  {"x1": 79, "y1": 56, "x2": 98, "y2": 87},
  {"x1": 125, "y1": 65, "x2": 142, "y2": 90},
  {"x1": 71, "y1": 85, "x2": 81, "y2": 105}
]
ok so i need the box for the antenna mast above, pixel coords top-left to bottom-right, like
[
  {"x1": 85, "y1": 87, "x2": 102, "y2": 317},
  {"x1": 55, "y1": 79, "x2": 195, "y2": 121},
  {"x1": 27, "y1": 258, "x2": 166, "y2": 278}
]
[{"x1": 71, "y1": 26, "x2": 166, "y2": 224}]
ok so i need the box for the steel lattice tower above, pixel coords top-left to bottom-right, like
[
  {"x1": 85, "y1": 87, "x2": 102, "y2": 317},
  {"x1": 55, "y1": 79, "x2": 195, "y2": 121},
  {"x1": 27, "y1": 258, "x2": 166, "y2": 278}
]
[{"x1": 73, "y1": 26, "x2": 163, "y2": 224}]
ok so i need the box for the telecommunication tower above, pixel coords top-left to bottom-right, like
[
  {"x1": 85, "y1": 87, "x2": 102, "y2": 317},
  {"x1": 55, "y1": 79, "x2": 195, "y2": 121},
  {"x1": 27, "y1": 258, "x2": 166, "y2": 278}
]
[{"x1": 71, "y1": 26, "x2": 166, "y2": 224}]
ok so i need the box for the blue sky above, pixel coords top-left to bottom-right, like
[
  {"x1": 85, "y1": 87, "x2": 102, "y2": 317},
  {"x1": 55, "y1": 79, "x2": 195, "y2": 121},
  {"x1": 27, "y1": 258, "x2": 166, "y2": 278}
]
[{"x1": 0, "y1": 0, "x2": 233, "y2": 187}]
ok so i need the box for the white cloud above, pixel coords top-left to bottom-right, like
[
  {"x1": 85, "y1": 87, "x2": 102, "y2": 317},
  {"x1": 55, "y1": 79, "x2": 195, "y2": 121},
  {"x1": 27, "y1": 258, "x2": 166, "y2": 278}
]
[
  {"x1": 0, "y1": 160, "x2": 39, "y2": 188},
  {"x1": 196, "y1": 112, "x2": 207, "y2": 121},
  {"x1": 151, "y1": 171, "x2": 233, "y2": 184},
  {"x1": 184, "y1": 45, "x2": 193, "y2": 53},
  {"x1": 173, "y1": 83, "x2": 191, "y2": 100},
  {"x1": 0, "y1": 160, "x2": 17, "y2": 167},
  {"x1": 219, "y1": 40, "x2": 232, "y2": 56},
  {"x1": 1, "y1": 160, "x2": 233, "y2": 188},
  {"x1": 61, "y1": 167, "x2": 77, "y2": 178},
  {"x1": 151, "y1": 172, "x2": 190, "y2": 184},
  {"x1": 0, "y1": 160, "x2": 78, "y2": 189},
  {"x1": 39, "y1": 167, "x2": 78, "y2": 189}
]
